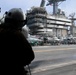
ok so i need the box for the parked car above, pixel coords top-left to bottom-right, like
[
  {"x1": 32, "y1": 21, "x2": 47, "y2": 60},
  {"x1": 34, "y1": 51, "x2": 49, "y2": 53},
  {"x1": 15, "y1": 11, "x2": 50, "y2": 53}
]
[
  {"x1": 61, "y1": 37, "x2": 76, "y2": 44},
  {"x1": 27, "y1": 37, "x2": 44, "y2": 46},
  {"x1": 61, "y1": 38, "x2": 68, "y2": 44},
  {"x1": 50, "y1": 37, "x2": 60, "y2": 45}
]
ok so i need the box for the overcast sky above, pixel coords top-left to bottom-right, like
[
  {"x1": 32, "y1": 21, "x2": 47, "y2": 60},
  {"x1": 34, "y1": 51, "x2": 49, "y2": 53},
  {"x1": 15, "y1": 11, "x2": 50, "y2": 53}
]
[{"x1": 0, "y1": 0, "x2": 76, "y2": 17}]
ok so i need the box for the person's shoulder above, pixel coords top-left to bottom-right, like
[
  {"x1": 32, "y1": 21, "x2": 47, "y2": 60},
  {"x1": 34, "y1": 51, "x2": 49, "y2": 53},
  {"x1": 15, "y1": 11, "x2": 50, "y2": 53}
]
[{"x1": 14, "y1": 30, "x2": 27, "y2": 39}]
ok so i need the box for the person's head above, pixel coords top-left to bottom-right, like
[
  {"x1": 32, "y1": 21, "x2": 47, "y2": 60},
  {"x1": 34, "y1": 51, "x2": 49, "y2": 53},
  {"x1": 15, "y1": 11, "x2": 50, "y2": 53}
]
[{"x1": 4, "y1": 8, "x2": 26, "y2": 29}]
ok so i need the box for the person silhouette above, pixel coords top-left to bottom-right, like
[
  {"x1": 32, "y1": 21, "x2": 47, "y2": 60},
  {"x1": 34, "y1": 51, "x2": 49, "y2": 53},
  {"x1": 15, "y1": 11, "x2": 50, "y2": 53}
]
[{"x1": 0, "y1": 8, "x2": 35, "y2": 75}]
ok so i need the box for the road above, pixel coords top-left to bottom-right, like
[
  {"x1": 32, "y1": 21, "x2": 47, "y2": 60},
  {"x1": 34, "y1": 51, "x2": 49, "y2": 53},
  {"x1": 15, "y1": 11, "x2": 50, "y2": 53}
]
[
  {"x1": 25, "y1": 45, "x2": 76, "y2": 75},
  {"x1": 32, "y1": 63, "x2": 76, "y2": 75}
]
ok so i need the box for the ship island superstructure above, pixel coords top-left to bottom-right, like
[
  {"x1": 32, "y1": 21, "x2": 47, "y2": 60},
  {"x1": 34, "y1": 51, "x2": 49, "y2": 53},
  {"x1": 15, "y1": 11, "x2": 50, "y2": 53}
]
[{"x1": 26, "y1": 6, "x2": 72, "y2": 38}]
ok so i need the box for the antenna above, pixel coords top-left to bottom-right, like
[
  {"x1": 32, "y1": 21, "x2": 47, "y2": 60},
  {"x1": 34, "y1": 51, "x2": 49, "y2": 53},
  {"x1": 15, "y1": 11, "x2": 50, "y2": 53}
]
[
  {"x1": 40, "y1": 0, "x2": 45, "y2": 7},
  {"x1": 0, "y1": 7, "x2": 1, "y2": 13},
  {"x1": 46, "y1": 0, "x2": 66, "y2": 15}
]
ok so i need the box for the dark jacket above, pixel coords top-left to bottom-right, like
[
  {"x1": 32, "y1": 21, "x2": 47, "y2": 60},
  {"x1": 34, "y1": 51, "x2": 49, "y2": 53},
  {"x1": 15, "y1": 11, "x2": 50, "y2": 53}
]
[{"x1": 0, "y1": 28, "x2": 35, "y2": 75}]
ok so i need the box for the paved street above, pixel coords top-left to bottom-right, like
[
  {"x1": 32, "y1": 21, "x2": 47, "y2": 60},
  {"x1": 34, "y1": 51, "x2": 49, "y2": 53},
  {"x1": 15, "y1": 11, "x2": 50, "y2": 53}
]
[
  {"x1": 25, "y1": 45, "x2": 76, "y2": 75},
  {"x1": 32, "y1": 63, "x2": 76, "y2": 75}
]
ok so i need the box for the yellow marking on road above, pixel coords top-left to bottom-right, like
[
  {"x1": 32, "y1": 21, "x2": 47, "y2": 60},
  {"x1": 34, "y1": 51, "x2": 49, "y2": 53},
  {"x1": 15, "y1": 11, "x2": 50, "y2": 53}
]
[{"x1": 34, "y1": 47, "x2": 76, "y2": 53}]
